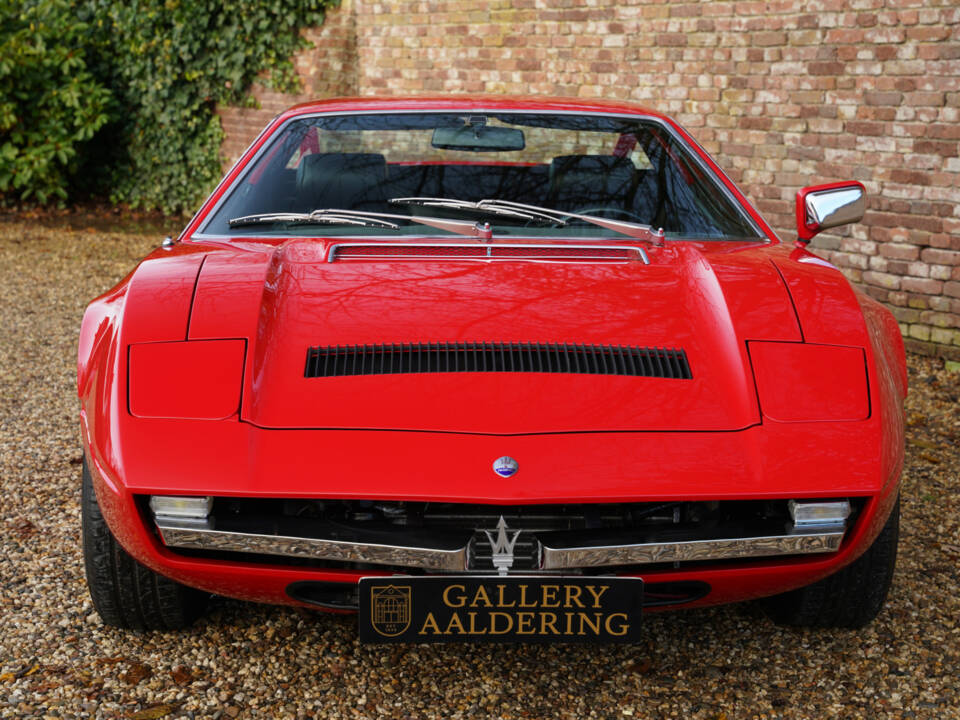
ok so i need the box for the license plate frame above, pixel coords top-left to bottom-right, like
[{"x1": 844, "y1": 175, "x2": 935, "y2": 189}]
[{"x1": 358, "y1": 576, "x2": 643, "y2": 643}]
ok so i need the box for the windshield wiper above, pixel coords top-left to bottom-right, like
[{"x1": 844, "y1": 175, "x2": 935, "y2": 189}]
[
  {"x1": 388, "y1": 197, "x2": 560, "y2": 224},
  {"x1": 228, "y1": 209, "x2": 495, "y2": 239},
  {"x1": 229, "y1": 211, "x2": 397, "y2": 229},
  {"x1": 390, "y1": 197, "x2": 665, "y2": 244}
]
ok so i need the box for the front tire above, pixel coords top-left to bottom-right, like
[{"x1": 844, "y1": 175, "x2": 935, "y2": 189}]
[
  {"x1": 763, "y1": 496, "x2": 899, "y2": 629},
  {"x1": 82, "y1": 457, "x2": 208, "y2": 630}
]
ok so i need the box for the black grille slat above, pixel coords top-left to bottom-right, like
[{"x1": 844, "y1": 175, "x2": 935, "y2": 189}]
[
  {"x1": 305, "y1": 343, "x2": 692, "y2": 379},
  {"x1": 652, "y1": 347, "x2": 665, "y2": 378}
]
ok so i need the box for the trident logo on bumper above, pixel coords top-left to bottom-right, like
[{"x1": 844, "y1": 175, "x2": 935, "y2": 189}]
[{"x1": 484, "y1": 516, "x2": 522, "y2": 576}]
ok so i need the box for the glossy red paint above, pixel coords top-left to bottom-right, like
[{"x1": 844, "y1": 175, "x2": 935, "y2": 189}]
[
  {"x1": 129, "y1": 339, "x2": 246, "y2": 419},
  {"x1": 795, "y1": 180, "x2": 866, "y2": 243},
  {"x1": 80, "y1": 97, "x2": 906, "y2": 618},
  {"x1": 749, "y1": 342, "x2": 869, "y2": 422},
  {"x1": 97, "y1": 418, "x2": 893, "y2": 502},
  {"x1": 238, "y1": 240, "x2": 767, "y2": 433}
]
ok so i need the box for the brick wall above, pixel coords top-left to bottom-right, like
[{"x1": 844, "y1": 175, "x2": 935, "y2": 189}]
[
  {"x1": 219, "y1": 0, "x2": 960, "y2": 359},
  {"x1": 219, "y1": 0, "x2": 359, "y2": 163}
]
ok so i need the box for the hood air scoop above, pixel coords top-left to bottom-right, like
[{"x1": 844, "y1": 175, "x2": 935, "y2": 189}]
[
  {"x1": 305, "y1": 343, "x2": 691, "y2": 379},
  {"x1": 328, "y1": 243, "x2": 649, "y2": 263}
]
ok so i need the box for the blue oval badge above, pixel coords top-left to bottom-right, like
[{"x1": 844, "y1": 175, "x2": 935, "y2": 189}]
[{"x1": 492, "y1": 456, "x2": 519, "y2": 478}]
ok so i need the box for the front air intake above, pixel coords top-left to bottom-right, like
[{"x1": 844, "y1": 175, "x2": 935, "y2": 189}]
[{"x1": 304, "y1": 343, "x2": 691, "y2": 379}]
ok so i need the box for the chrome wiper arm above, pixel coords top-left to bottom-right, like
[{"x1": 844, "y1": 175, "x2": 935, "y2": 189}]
[
  {"x1": 228, "y1": 209, "x2": 492, "y2": 239},
  {"x1": 389, "y1": 197, "x2": 665, "y2": 244},
  {"x1": 390, "y1": 197, "x2": 565, "y2": 225},
  {"x1": 479, "y1": 200, "x2": 664, "y2": 244},
  {"x1": 229, "y1": 211, "x2": 399, "y2": 229}
]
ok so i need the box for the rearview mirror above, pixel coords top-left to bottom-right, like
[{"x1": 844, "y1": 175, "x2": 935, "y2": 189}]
[
  {"x1": 432, "y1": 125, "x2": 525, "y2": 152},
  {"x1": 796, "y1": 181, "x2": 865, "y2": 242}
]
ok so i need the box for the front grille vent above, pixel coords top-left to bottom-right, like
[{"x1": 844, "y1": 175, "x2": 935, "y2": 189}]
[
  {"x1": 328, "y1": 243, "x2": 648, "y2": 263},
  {"x1": 305, "y1": 343, "x2": 691, "y2": 379}
]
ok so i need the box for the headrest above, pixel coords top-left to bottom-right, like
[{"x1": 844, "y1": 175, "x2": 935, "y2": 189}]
[{"x1": 296, "y1": 152, "x2": 387, "y2": 211}]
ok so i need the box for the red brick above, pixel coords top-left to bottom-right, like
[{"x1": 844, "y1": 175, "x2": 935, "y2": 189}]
[
  {"x1": 890, "y1": 169, "x2": 930, "y2": 185},
  {"x1": 913, "y1": 140, "x2": 959, "y2": 157},
  {"x1": 864, "y1": 91, "x2": 903, "y2": 105},
  {"x1": 808, "y1": 61, "x2": 845, "y2": 75},
  {"x1": 921, "y1": 248, "x2": 960, "y2": 266},
  {"x1": 657, "y1": 33, "x2": 688, "y2": 47},
  {"x1": 740, "y1": 116, "x2": 772, "y2": 130},
  {"x1": 891, "y1": 306, "x2": 920, "y2": 323},
  {"x1": 754, "y1": 31, "x2": 787, "y2": 46},
  {"x1": 826, "y1": 29, "x2": 863, "y2": 44},
  {"x1": 863, "y1": 271, "x2": 901, "y2": 290},
  {"x1": 904, "y1": 91, "x2": 945, "y2": 106},
  {"x1": 902, "y1": 277, "x2": 944, "y2": 295},
  {"x1": 907, "y1": 26, "x2": 951, "y2": 42},
  {"x1": 846, "y1": 120, "x2": 885, "y2": 136},
  {"x1": 880, "y1": 243, "x2": 921, "y2": 261},
  {"x1": 929, "y1": 124, "x2": 960, "y2": 140}
]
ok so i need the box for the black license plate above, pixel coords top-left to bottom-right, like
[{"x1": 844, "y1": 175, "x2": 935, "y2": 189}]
[{"x1": 358, "y1": 576, "x2": 643, "y2": 643}]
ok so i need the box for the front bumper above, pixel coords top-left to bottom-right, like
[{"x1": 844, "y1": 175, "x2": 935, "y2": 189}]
[{"x1": 82, "y1": 415, "x2": 901, "y2": 612}]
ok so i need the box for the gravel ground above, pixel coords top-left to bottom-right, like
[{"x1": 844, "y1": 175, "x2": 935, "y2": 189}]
[{"x1": 1, "y1": 221, "x2": 958, "y2": 720}]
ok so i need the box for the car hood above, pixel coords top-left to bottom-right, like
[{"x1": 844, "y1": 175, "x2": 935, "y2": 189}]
[{"x1": 187, "y1": 238, "x2": 802, "y2": 433}]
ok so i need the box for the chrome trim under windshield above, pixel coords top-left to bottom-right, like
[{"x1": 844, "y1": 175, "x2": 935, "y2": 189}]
[{"x1": 326, "y1": 242, "x2": 650, "y2": 264}]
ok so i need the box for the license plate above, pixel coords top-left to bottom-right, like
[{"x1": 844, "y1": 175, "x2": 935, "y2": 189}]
[{"x1": 358, "y1": 576, "x2": 643, "y2": 643}]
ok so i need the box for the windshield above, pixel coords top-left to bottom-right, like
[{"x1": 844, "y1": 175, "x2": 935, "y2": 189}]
[{"x1": 201, "y1": 112, "x2": 763, "y2": 241}]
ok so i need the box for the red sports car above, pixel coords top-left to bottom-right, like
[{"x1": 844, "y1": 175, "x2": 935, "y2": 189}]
[{"x1": 79, "y1": 97, "x2": 905, "y2": 641}]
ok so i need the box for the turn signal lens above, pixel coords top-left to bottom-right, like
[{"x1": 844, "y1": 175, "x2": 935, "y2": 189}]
[
  {"x1": 149, "y1": 495, "x2": 213, "y2": 519},
  {"x1": 789, "y1": 500, "x2": 851, "y2": 527}
]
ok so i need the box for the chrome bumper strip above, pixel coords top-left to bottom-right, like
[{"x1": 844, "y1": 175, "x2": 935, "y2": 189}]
[
  {"x1": 155, "y1": 522, "x2": 469, "y2": 572},
  {"x1": 157, "y1": 515, "x2": 844, "y2": 573},
  {"x1": 539, "y1": 531, "x2": 845, "y2": 570}
]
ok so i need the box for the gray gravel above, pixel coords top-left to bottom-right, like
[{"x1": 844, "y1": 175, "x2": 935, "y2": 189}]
[{"x1": 1, "y1": 221, "x2": 958, "y2": 719}]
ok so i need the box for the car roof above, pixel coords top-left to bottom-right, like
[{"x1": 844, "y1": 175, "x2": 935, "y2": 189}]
[{"x1": 279, "y1": 95, "x2": 670, "y2": 123}]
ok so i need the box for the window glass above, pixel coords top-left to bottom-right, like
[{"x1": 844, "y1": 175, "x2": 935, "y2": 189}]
[{"x1": 202, "y1": 112, "x2": 762, "y2": 241}]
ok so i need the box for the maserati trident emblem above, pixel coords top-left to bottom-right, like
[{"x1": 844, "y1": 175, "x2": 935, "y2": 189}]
[
  {"x1": 484, "y1": 516, "x2": 522, "y2": 576},
  {"x1": 492, "y1": 456, "x2": 519, "y2": 478}
]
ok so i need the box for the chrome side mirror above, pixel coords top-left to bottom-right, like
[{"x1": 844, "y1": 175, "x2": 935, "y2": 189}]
[{"x1": 795, "y1": 181, "x2": 865, "y2": 243}]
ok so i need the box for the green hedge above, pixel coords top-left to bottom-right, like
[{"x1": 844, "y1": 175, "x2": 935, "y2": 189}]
[
  {"x1": 0, "y1": 0, "x2": 111, "y2": 204},
  {"x1": 1, "y1": 0, "x2": 335, "y2": 213}
]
